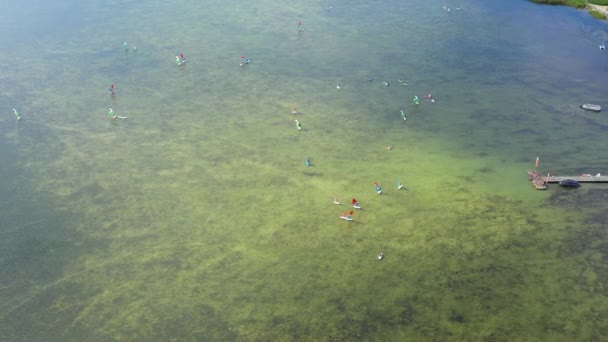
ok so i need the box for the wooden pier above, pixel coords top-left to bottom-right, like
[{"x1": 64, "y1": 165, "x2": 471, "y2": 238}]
[
  {"x1": 528, "y1": 171, "x2": 608, "y2": 190},
  {"x1": 528, "y1": 170, "x2": 547, "y2": 190}
]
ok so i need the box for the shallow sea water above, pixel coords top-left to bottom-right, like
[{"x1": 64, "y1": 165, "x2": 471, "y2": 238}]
[{"x1": 1, "y1": 0, "x2": 608, "y2": 340}]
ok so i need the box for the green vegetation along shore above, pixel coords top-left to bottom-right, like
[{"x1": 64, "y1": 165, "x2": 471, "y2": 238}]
[
  {"x1": 530, "y1": 0, "x2": 607, "y2": 7},
  {"x1": 530, "y1": 0, "x2": 608, "y2": 19}
]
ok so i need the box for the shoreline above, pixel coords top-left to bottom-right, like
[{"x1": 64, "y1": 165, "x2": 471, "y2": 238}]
[
  {"x1": 587, "y1": 3, "x2": 608, "y2": 17},
  {"x1": 530, "y1": 0, "x2": 608, "y2": 19}
]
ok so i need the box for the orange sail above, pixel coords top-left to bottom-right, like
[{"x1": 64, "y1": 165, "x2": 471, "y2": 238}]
[{"x1": 535, "y1": 156, "x2": 540, "y2": 168}]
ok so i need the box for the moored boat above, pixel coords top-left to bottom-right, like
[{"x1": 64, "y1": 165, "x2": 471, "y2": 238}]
[
  {"x1": 559, "y1": 179, "x2": 581, "y2": 188},
  {"x1": 580, "y1": 103, "x2": 602, "y2": 112}
]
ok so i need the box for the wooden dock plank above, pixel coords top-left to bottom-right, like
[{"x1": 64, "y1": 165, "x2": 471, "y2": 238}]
[{"x1": 527, "y1": 170, "x2": 547, "y2": 190}]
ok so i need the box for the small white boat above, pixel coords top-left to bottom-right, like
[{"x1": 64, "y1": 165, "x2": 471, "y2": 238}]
[{"x1": 580, "y1": 103, "x2": 601, "y2": 112}]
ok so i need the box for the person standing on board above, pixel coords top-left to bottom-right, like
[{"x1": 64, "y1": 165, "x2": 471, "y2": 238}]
[
  {"x1": 340, "y1": 210, "x2": 354, "y2": 221},
  {"x1": 108, "y1": 108, "x2": 127, "y2": 120},
  {"x1": 374, "y1": 182, "x2": 383, "y2": 194},
  {"x1": 397, "y1": 179, "x2": 404, "y2": 189},
  {"x1": 240, "y1": 56, "x2": 251, "y2": 67}
]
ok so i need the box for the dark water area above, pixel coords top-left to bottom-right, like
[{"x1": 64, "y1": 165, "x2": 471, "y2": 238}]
[{"x1": 1, "y1": 0, "x2": 608, "y2": 340}]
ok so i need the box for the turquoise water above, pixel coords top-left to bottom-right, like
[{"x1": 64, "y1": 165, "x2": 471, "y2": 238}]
[{"x1": 1, "y1": 0, "x2": 608, "y2": 340}]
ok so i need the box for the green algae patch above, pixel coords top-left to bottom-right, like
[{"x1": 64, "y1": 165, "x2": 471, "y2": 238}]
[{"x1": 2, "y1": 0, "x2": 608, "y2": 340}]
